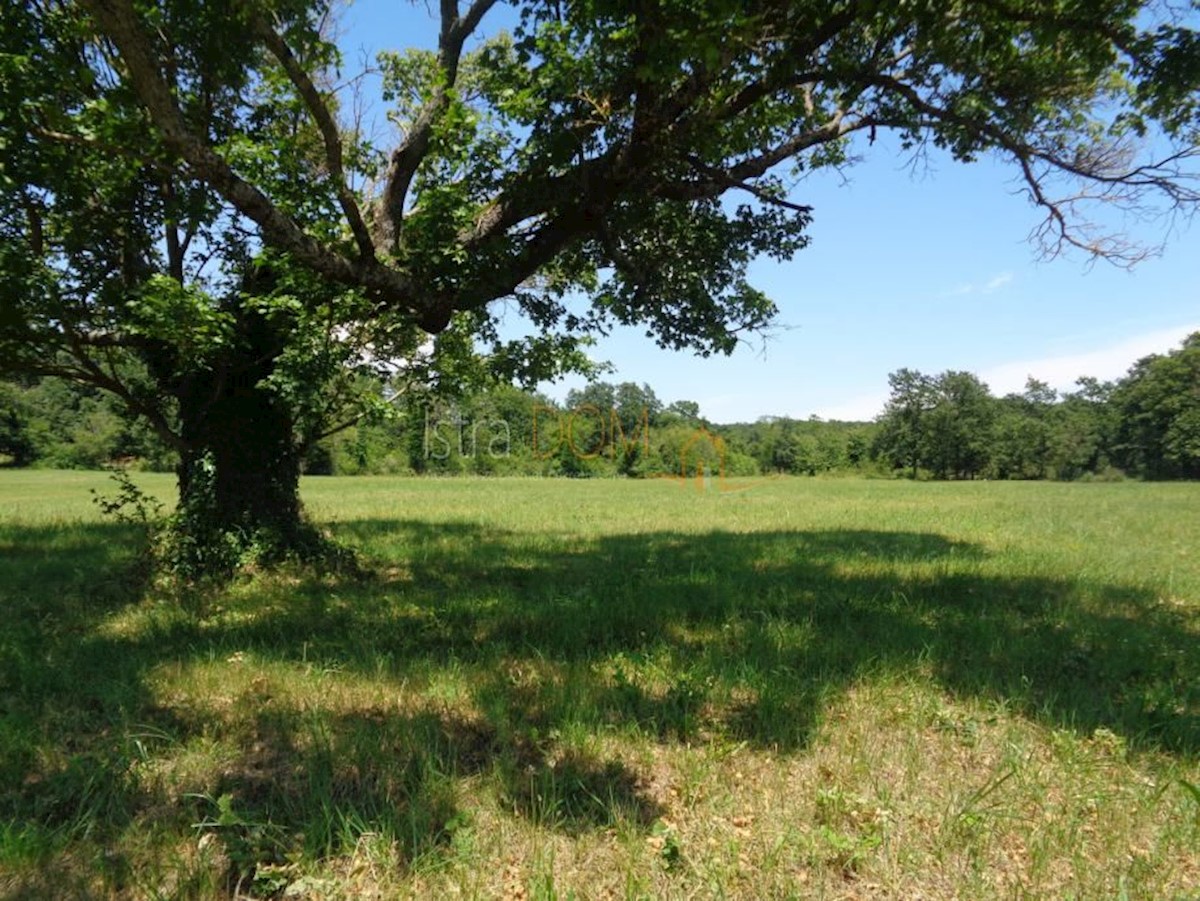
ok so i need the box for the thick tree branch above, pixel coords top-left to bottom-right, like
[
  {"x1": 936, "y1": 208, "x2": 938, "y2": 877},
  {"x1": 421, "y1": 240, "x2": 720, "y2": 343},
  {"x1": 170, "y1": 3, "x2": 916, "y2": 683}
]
[
  {"x1": 682, "y1": 157, "x2": 813, "y2": 213},
  {"x1": 375, "y1": 0, "x2": 499, "y2": 251},
  {"x1": 79, "y1": 0, "x2": 440, "y2": 324},
  {"x1": 460, "y1": 113, "x2": 857, "y2": 291},
  {"x1": 668, "y1": 7, "x2": 861, "y2": 134},
  {"x1": 454, "y1": 22, "x2": 862, "y2": 266},
  {"x1": 254, "y1": 16, "x2": 376, "y2": 261},
  {"x1": 23, "y1": 200, "x2": 45, "y2": 258},
  {"x1": 53, "y1": 328, "x2": 189, "y2": 453},
  {"x1": 160, "y1": 179, "x2": 184, "y2": 283},
  {"x1": 308, "y1": 412, "x2": 365, "y2": 445},
  {"x1": 456, "y1": 203, "x2": 607, "y2": 312},
  {"x1": 724, "y1": 110, "x2": 857, "y2": 183},
  {"x1": 461, "y1": 151, "x2": 623, "y2": 249},
  {"x1": 82, "y1": 0, "x2": 313, "y2": 254}
]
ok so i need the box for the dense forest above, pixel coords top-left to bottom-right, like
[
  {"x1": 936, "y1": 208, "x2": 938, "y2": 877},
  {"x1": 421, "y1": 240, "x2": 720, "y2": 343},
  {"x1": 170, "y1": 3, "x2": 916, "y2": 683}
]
[{"x1": 2, "y1": 332, "x2": 1197, "y2": 481}]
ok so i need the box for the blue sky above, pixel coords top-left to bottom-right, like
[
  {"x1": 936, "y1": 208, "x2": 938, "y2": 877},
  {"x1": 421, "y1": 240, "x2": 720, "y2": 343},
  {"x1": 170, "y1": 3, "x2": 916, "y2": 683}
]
[{"x1": 339, "y1": 1, "x2": 1199, "y2": 423}]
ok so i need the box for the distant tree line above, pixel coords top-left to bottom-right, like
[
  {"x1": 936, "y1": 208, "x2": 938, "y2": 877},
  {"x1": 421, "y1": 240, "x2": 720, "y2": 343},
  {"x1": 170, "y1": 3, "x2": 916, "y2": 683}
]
[
  {"x1": 307, "y1": 380, "x2": 873, "y2": 479},
  {"x1": 0, "y1": 376, "x2": 176, "y2": 471},
  {"x1": 2, "y1": 332, "x2": 1197, "y2": 481},
  {"x1": 0, "y1": 374, "x2": 875, "y2": 479},
  {"x1": 873, "y1": 332, "x2": 1200, "y2": 480}
]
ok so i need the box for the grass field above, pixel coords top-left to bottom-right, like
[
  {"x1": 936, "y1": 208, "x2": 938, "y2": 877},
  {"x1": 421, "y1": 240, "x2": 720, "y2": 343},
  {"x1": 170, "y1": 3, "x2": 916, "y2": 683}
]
[{"x1": 1, "y1": 470, "x2": 1198, "y2": 899}]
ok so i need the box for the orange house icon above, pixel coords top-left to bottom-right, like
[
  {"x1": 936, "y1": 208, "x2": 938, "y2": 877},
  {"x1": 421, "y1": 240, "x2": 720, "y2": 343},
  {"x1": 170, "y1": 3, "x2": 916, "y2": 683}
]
[
  {"x1": 678, "y1": 428, "x2": 725, "y2": 488},
  {"x1": 661, "y1": 427, "x2": 762, "y2": 494}
]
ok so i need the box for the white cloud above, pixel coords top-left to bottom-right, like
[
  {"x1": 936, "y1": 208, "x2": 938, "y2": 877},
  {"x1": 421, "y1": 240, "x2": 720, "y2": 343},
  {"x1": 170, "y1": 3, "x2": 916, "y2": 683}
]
[
  {"x1": 812, "y1": 391, "x2": 889, "y2": 422},
  {"x1": 982, "y1": 272, "x2": 1013, "y2": 293},
  {"x1": 938, "y1": 271, "x2": 1013, "y2": 297},
  {"x1": 979, "y1": 323, "x2": 1200, "y2": 396}
]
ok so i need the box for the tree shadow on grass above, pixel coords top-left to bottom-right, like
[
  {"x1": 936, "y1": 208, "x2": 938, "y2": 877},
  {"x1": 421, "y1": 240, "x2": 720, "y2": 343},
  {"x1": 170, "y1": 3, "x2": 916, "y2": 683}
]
[
  {"x1": 0, "y1": 523, "x2": 164, "y2": 898},
  {"x1": 0, "y1": 522, "x2": 156, "y2": 779},
  {"x1": 1, "y1": 516, "x2": 1197, "y2": 895},
  {"x1": 0, "y1": 515, "x2": 664, "y2": 896},
  {"x1": 323, "y1": 519, "x2": 1198, "y2": 757}
]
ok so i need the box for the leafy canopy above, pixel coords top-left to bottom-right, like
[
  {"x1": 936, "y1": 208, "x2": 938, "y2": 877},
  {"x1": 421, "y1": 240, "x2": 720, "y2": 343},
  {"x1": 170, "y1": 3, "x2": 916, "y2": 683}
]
[{"x1": 2, "y1": 0, "x2": 1199, "y2": 441}]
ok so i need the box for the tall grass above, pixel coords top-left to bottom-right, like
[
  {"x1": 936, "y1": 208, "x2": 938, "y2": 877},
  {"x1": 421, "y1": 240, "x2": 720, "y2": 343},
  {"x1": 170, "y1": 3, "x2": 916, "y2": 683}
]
[{"x1": 1, "y1": 471, "x2": 1198, "y2": 898}]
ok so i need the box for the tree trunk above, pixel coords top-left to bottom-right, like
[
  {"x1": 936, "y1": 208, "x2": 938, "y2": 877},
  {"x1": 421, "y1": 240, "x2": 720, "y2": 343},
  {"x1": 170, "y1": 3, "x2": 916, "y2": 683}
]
[
  {"x1": 176, "y1": 376, "x2": 304, "y2": 543},
  {"x1": 165, "y1": 309, "x2": 321, "y2": 575}
]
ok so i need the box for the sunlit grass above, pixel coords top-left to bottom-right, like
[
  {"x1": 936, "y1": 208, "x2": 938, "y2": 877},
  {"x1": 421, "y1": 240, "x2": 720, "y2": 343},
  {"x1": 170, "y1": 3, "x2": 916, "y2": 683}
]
[{"x1": 1, "y1": 471, "x2": 1198, "y2": 898}]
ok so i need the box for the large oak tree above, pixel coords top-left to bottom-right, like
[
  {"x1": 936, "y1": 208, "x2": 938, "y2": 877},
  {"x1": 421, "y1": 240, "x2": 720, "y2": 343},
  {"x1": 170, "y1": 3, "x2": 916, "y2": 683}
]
[{"x1": 2, "y1": 0, "x2": 1198, "y2": 570}]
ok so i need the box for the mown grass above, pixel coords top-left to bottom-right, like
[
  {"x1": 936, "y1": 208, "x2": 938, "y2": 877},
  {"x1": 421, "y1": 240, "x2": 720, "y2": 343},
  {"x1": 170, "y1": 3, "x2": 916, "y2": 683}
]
[{"x1": 1, "y1": 470, "x2": 1198, "y2": 899}]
